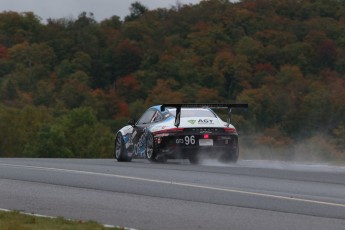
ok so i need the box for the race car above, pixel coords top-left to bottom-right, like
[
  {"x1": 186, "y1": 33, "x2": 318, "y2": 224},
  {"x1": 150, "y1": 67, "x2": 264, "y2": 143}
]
[{"x1": 114, "y1": 103, "x2": 248, "y2": 164}]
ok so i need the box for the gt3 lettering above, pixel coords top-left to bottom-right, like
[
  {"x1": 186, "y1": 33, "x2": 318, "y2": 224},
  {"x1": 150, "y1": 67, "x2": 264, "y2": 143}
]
[
  {"x1": 176, "y1": 138, "x2": 184, "y2": 144},
  {"x1": 176, "y1": 136, "x2": 196, "y2": 145}
]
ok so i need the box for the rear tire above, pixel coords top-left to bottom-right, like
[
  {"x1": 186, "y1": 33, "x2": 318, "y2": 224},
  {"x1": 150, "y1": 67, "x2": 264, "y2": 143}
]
[
  {"x1": 156, "y1": 155, "x2": 167, "y2": 163},
  {"x1": 220, "y1": 148, "x2": 239, "y2": 163},
  {"x1": 145, "y1": 134, "x2": 157, "y2": 162},
  {"x1": 188, "y1": 155, "x2": 199, "y2": 164},
  {"x1": 115, "y1": 133, "x2": 132, "y2": 162}
]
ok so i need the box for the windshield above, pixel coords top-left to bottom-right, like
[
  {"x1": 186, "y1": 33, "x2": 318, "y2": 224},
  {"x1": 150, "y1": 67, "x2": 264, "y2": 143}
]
[{"x1": 168, "y1": 108, "x2": 217, "y2": 118}]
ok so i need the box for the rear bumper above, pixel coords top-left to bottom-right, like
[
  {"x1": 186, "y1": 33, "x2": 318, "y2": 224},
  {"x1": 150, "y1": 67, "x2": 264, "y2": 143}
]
[{"x1": 153, "y1": 133, "x2": 238, "y2": 159}]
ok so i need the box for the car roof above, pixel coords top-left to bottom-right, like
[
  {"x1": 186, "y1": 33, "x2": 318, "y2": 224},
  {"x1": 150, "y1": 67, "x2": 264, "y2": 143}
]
[
  {"x1": 151, "y1": 105, "x2": 162, "y2": 111},
  {"x1": 150, "y1": 105, "x2": 217, "y2": 117}
]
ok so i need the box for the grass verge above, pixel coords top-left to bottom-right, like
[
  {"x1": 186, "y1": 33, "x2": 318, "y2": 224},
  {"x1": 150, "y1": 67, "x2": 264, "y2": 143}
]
[{"x1": 0, "y1": 210, "x2": 120, "y2": 230}]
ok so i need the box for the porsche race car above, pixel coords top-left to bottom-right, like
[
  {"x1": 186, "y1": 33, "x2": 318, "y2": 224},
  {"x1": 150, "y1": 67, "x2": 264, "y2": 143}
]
[{"x1": 114, "y1": 103, "x2": 248, "y2": 164}]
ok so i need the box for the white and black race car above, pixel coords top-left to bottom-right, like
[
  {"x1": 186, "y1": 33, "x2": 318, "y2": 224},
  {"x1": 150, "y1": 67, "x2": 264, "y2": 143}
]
[{"x1": 114, "y1": 104, "x2": 248, "y2": 164}]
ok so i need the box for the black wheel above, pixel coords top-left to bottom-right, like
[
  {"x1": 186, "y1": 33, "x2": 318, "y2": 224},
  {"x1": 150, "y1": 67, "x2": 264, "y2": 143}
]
[
  {"x1": 188, "y1": 155, "x2": 199, "y2": 164},
  {"x1": 156, "y1": 155, "x2": 167, "y2": 163},
  {"x1": 220, "y1": 148, "x2": 239, "y2": 163},
  {"x1": 186, "y1": 150, "x2": 199, "y2": 164},
  {"x1": 145, "y1": 134, "x2": 157, "y2": 162},
  {"x1": 115, "y1": 133, "x2": 132, "y2": 162}
]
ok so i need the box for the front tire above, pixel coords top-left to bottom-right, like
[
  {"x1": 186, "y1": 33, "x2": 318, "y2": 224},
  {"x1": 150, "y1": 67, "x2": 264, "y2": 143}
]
[{"x1": 115, "y1": 133, "x2": 132, "y2": 162}]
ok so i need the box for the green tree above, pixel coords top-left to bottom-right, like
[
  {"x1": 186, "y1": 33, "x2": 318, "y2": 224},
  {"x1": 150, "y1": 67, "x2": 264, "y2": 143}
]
[
  {"x1": 24, "y1": 124, "x2": 72, "y2": 158},
  {"x1": 59, "y1": 73, "x2": 91, "y2": 109},
  {"x1": 0, "y1": 105, "x2": 52, "y2": 157},
  {"x1": 145, "y1": 79, "x2": 186, "y2": 105},
  {"x1": 0, "y1": 12, "x2": 42, "y2": 47},
  {"x1": 112, "y1": 39, "x2": 143, "y2": 78},
  {"x1": 57, "y1": 107, "x2": 113, "y2": 158},
  {"x1": 125, "y1": 2, "x2": 149, "y2": 21},
  {"x1": 7, "y1": 42, "x2": 55, "y2": 91}
]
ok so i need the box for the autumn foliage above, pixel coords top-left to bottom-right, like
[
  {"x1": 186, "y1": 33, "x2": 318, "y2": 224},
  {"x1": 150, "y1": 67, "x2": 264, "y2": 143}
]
[{"x1": 0, "y1": 0, "x2": 345, "y2": 161}]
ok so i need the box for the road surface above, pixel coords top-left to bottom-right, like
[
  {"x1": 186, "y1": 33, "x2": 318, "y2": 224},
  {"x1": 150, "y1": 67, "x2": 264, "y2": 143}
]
[{"x1": 0, "y1": 158, "x2": 344, "y2": 230}]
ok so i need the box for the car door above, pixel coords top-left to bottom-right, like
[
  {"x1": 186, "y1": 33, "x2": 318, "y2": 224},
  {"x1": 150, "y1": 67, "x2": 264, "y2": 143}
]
[{"x1": 132, "y1": 108, "x2": 157, "y2": 157}]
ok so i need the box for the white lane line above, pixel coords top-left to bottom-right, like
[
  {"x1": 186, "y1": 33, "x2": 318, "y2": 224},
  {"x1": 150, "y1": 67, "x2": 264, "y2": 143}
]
[{"x1": 1, "y1": 163, "x2": 345, "y2": 208}]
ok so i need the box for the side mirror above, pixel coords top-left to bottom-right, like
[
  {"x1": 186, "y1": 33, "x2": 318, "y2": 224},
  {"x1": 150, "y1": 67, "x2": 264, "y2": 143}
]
[{"x1": 128, "y1": 119, "x2": 136, "y2": 127}]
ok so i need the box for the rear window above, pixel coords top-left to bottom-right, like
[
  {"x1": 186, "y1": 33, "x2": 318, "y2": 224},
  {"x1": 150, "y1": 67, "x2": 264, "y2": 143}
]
[{"x1": 168, "y1": 108, "x2": 216, "y2": 118}]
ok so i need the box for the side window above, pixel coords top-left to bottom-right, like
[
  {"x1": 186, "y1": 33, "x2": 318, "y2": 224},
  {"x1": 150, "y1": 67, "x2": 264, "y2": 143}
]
[
  {"x1": 137, "y1": 109, "x2": 156, "y2": 125},
  {"x1": 151, "y1": 111, "x2": 163, "y2": 123}
]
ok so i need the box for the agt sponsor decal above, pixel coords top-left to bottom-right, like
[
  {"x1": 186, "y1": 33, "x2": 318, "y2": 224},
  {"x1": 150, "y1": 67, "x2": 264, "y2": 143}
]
[
  {"x1": 198, "y1": 119, "x2": 214, "y2": 124},
  {"x1": 188, "y1": 119, "x2": 214, "y2": 125}
]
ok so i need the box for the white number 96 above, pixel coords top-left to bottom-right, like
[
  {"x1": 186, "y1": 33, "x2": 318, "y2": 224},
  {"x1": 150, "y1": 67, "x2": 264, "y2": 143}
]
[{"x1": 184, "y1": 135, "x2": 195, "y2": 145}]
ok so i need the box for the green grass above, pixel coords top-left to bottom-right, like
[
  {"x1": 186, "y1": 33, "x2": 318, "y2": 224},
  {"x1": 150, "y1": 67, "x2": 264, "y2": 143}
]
[{"x1": 0, "y1": 210, "x2": 120, "y2": 230}]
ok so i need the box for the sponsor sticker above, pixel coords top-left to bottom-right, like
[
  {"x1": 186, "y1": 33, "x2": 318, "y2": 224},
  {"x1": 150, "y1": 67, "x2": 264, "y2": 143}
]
[
  {"x1": 198, "y1": 119, "x2": 214, "y2": 124},
  {"x1": 188, "y1": 120, "x2": 196, "y2": 125},
  {"x1": 134, "y1": 128, "x2": 148, "y2": 157}
]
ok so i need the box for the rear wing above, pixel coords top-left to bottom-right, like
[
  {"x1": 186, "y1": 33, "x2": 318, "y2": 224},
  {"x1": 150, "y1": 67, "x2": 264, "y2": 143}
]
[{"x1": 161, "y1": 103, "x2": 248, "y2": 127}]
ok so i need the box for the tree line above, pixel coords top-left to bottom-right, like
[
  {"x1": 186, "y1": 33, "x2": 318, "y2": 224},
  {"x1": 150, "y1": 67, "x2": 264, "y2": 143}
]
[{"x1": 0, "y1": 0, "x2": 344, "y2": 160}]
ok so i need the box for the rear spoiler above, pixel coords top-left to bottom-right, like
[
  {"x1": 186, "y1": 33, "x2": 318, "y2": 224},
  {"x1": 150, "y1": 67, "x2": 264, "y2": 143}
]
[{"x1": 161, "y1": 103, "x2": 248, "y2": 127}]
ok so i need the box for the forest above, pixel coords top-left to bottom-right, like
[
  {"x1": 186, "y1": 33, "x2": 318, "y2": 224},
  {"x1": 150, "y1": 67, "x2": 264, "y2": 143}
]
[{"x1": 0, "y1": 0, "x2": 345, "y2": 162}]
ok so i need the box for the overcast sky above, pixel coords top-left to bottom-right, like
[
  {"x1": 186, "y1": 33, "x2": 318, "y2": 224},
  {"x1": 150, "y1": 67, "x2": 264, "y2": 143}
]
[{"x1": 0, "y1": 0, "x2": 202, "y2": 22}]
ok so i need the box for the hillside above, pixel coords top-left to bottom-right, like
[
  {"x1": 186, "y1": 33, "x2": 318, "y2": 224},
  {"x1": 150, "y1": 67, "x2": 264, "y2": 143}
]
[{"x1": 0, "y1": 0, "x2": 344, "y2": 161}]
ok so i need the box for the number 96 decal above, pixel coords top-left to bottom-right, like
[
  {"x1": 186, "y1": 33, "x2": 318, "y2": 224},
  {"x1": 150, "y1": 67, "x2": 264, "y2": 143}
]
[{"x1": 176, "y1": 135, "x2": 196, "y2": 145}]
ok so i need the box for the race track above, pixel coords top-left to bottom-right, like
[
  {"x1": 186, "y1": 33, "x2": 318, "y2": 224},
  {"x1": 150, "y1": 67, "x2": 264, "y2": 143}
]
[{"x1": 0, "y1": 158, "x2": 345, "y2": 230}]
